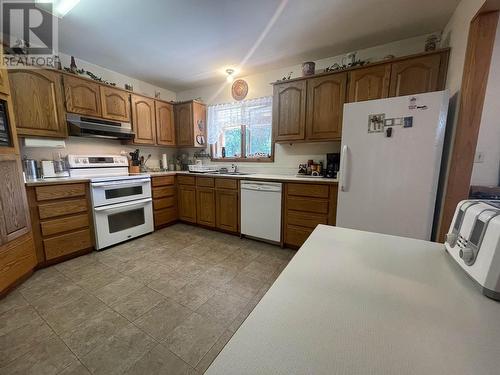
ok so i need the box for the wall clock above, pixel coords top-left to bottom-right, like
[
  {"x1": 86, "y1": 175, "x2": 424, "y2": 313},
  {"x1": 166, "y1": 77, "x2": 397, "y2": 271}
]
[{"x1": 231, "y1": 79, "x2": 248, "y2": 101}]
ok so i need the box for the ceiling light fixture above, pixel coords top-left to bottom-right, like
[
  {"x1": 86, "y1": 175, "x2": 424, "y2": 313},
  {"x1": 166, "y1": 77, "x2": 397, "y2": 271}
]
[
  {"x1": 226, "y1": 68, "x2": 235, "y2": 83},
  {"x1": 36, "y1": 0, "x2": 81, "y2": 18}
]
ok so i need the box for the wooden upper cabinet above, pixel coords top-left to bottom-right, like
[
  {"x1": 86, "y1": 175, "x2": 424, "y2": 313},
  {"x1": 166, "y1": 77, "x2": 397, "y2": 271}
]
[
  {"x1": 175, "y1": 102, "x2": 194, "y2": 146},
  {"x1": 273, "y1": 80, "x2": 307, "y2": 141},
  {"x1": 155, "y1": 100, "x2": 175, "y2": 146},
  {"x1": 347, "y1": 64, "x2": 390, "y2": 102},
  {"x1": 0, "y1": 157, "x2": 30, "y2": 244},
  {"x1": 175, "y1": 101, "x2": 206, "y2": 147},
  {"x1": 306, "y1": 73, "x2": 347, "y2": 140},
  {"x1": 389, "y1": 54, "x2": 442, "y2": 97},
  {"x1": 193, "y1": 101, "x2": 207, "y2": 148},
  {"x1": 131, "y1": 95, "x2": 156, "y2": 144},
  {"x1": 196, "y1": 187, "x2": 215, "y2": 227},
  {"x1": 63, "y1": 75, "x2": 102, "y2": 117},
  {"x1": 9, "y1": 70, "x2": 67, "y2": 138},
  {"x1": 100, "y1": 86, "x2": 130, "y2": 122}
]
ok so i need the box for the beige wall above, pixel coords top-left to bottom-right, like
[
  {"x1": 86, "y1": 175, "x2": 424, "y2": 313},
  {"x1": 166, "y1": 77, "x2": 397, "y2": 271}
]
[
  {"x1": 471, "y1": 20, "x2": 500, "y2": 186},
  {"x1": 177, "y1": 33, "x2": 437, "y2": 173},
  {"x1": 21, "y1": 138, "x2": 177, "y2": 171},
  {"x1": 58, "y1": 53, "x2": 176, "y2": 101}
]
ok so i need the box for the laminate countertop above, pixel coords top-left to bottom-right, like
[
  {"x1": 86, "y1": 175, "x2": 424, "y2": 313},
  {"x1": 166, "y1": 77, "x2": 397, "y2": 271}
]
[
  {"x1": 205, "y1": 225, "x2": 500, "y2": 375},
  {"x1": 25, "y1": 172, "x2": 338, "y2": 186}
]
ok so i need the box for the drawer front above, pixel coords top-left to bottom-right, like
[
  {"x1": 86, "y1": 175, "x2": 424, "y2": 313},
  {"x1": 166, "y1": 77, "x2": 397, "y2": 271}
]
[
  {"x1": 196, "y1": 177, "x2": 215, "y2": 187},
  {"x1": 153, "y1": 196, "x2": 176, "y2": 211},
  {"x1": 286, "y1": 211, "x2": 327, "y2": 229},
  {"x1": 154, "y1": 207, "x2": 178, "y2": 227},
  {"x1": 152, "y1": 186, "x2": 176, "y2": 199},
  {"x1": 43, "y1": 228, "x2": 92, "y2": 261},
  {"x1": 285, "y1": 225, "x2": 314, "y2": 247},
  {"x1": 177, "y1": 175, "x2": 196, "y2": 185},
  {"x1": 287, "y1": 183, "x2": 329, "y2": 198},
  {"x1": 40, "y1": 214, "x2": 89, "y2": 237},
  {"x1": 287, "y1": 197, "x2": 329, "y2": 214},
  {"x1": 215, "y1": 178, "x2": 238, "y2": 190},
  {"x1": 35, "y1": 183, "x2": 86, "y2": 201},
  {"x1": 152, "y1": 175, "x2": 175, "y2": 187},
  {"x1": 38, "y1": 199, "x2": 89, "y2": 220}
]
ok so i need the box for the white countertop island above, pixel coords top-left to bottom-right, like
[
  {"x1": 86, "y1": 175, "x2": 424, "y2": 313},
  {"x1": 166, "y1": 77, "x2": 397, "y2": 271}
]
[{"x1": 206, "y1": 225, "x2": 500, "y2": 375}]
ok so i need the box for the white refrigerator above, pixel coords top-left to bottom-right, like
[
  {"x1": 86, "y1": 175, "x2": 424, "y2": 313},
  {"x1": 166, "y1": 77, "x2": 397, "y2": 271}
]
[{"x1": 336, "y1": 90, "x2": 449, "y2": 240}]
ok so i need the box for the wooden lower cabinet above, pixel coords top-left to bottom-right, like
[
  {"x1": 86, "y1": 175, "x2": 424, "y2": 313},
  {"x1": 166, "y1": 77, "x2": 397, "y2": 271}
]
[
  {"x1": 0, "y1": 156, "x2": 31, "y2": 243},
  {"x1": 152, "y1": 176, "x2": 177, "y2": 229},
  {"x1": 0, "y1": 66, "x2": 37, "y2": 295},
  {"x1": 178, "y1": 176, "x2": 239, "y2": 233},
  {"x1": 216, "y1": 189, "x2": 239, "y2": 233},
  {"x1": 27, "y1": 183, "x2": 94, "y2": 265},
  {"x1": 196, "y1": 187, "x2": 216, "y2": 227},
  {"x1": 283, "y1": 183, "x2": 338, "y2": 248},
  {"x1": 178, "y1": 184, "x2": 197, "y2": 223},
  {"x1": 0, "y1": 158, "x2": 36, "y2": 294},
  {"x1": 0, "y1": 233, "x2": 36, "y2": 294},
  {"x1": 43, "y1": 229, "x2": 92, "y2": 261}
]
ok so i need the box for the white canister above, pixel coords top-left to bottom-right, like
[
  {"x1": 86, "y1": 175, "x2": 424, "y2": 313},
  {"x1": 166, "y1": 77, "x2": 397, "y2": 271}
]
[{"x1": 161, "y1": 154, "x2": 168, "y2": 170}]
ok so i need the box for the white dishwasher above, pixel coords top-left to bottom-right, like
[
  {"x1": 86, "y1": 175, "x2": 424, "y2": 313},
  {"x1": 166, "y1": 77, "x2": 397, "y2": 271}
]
[{"x1": 240, "y1": 180, "x2": 282, "y2": 243}]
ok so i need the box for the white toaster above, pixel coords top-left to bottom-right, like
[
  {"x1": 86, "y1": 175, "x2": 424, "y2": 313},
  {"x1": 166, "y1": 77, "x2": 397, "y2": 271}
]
[{"x1": 444, "y1": 200, "x2": 500, "y2": 300}]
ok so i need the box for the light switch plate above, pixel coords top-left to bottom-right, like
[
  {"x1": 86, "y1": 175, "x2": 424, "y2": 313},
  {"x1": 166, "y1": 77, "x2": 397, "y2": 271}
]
[{"x1": 474, "y1": 151, "x2": 485, "y2": 163}]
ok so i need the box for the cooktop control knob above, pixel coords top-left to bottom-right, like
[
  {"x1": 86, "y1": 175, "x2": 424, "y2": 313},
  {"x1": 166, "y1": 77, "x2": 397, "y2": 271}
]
[
  {"x1": 446, "y1": 233, "x2": 458, "y2": 247},
  {"x1": 459, "y1": 247, "x2": 474, "y2": 263}
]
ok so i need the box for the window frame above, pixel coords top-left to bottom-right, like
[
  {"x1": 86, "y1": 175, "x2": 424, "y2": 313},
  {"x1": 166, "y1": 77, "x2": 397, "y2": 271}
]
[{"x1": 208, "y1": 98, "x2": 274, "y2": 163}]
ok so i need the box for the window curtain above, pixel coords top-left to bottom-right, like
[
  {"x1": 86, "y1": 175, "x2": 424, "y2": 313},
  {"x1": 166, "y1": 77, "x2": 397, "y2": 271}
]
[{"x1": 207, "y1": 96, "x2": 272, "y2": 145}]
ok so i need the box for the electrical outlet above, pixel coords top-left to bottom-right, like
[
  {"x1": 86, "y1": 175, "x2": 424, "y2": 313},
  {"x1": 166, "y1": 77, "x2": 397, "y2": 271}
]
[{"x1": 474, "y1": 151, "x2": 485, "y2": 163}]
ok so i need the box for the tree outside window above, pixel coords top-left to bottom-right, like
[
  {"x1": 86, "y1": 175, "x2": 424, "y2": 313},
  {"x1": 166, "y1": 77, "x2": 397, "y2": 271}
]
[{"x1": 207, "y1": 97, "x2": 273, "y2": 161}]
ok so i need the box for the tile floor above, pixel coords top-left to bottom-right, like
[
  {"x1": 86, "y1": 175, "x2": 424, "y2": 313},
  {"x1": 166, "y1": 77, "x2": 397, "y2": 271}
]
[{"x1": 0, "y1": 224, "x2": 295, "y2": 374}]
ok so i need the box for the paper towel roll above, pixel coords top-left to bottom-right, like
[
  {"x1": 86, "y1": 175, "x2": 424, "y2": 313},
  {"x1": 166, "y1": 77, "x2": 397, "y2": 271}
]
[{"x1": 161, "y1": 154, "x2": 168, "y2": 170}]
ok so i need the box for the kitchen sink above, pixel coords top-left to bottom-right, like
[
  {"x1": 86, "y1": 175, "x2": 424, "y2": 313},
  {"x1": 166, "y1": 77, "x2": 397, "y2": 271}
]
[{"x1": 220, "y1": 172, "x2": 252, "y2": 176}]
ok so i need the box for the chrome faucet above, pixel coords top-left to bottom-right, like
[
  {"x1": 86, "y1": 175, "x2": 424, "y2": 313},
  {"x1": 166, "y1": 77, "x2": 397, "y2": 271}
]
[{"x1": 231, "y1": 164, "x2": 238, "y2": 173}]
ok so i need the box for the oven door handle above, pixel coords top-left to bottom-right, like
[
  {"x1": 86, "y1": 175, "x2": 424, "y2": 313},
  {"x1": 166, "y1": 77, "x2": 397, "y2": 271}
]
[
  {"x1": 94, "y1": 198, "x2": 152, "y2": 212},
  {"x1": 92, "y1": 178, "x2": 150, "y2": 187}
]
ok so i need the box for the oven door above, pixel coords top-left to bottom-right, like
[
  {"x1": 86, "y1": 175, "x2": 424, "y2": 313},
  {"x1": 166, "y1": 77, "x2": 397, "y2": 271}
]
[
  {"x1": 93, "y1": 198, "x2": 154, "y2": 250},
  {"x1": 91, "y1": 178, "x2": 151, "y2": 207}
]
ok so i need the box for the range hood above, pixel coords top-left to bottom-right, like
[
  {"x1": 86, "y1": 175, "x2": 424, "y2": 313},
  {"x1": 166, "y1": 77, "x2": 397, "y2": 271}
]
[{"x1": 67, "y1": 113, "x2": 135, "y2": 140}]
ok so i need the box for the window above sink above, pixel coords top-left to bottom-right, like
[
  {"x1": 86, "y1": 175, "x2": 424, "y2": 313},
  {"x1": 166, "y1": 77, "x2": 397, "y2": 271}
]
[{"x1": 207, "y1": 96, "x2": 273, "y2": 162}]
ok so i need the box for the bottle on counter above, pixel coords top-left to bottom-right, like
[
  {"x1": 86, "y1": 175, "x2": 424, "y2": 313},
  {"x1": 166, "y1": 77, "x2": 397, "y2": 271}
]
[{"x1": 222, "y1": 147, "x2": 226, "y2": 158}]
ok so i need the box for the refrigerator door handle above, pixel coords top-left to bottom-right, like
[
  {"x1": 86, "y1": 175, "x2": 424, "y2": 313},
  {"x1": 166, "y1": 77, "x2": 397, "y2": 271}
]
[{"x1": 340, "y1": 144, "x2": 348, "y2": 192}]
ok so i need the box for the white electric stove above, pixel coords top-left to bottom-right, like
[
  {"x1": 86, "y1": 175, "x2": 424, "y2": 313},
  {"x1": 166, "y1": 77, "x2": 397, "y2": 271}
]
[{"x1": 67, "y1": 154, "x2": 154, "y2": 250}]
